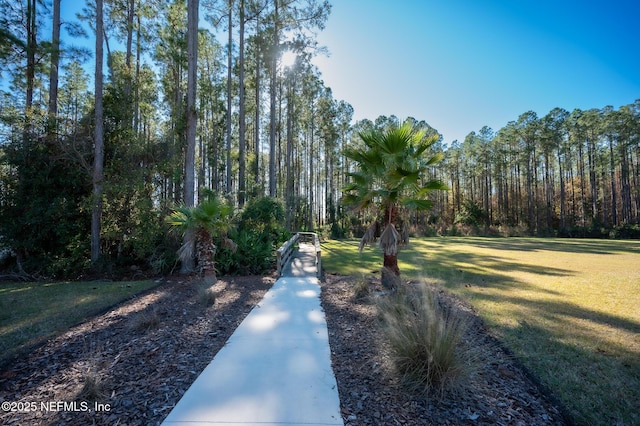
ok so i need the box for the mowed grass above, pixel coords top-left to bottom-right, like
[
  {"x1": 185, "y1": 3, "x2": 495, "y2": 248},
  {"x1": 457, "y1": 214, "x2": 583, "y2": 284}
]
[
  {"x1": 0, "y1": 280, "x2": 161, "y2": 366},
  {"x1": 322, "y1": 237, "x2": 640, "y2": 426}
]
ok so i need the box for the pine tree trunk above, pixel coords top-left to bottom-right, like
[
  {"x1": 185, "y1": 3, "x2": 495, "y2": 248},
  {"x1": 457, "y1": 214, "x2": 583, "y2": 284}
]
[
  {"x1": 91, "y1": 0, "x2": 105, "y2": 263},
  {"x1": 268, "y1": 0, "x2": 279, "y2": 197},
  {"x1": 185, "y1": 0, "x2": 198, "y2": 207},
  {"x1": 25, "y1": 0, "x2": 36, "y2": 111},
  {"x1": 48, "y1": 0, "x2": 60, "y2": 136},
  {"x1": 609, "y1": 136, "x2": 617, "y2": 226},
  {"x1": 285, "y1": 71, "x2": 294, "y2": 229},
  {"x1": 226, "y1": 0, "x2": 233, "y2": 195},
  {"x1": 254, "y1": 16, "x2": 261, "y2": 187},
  {"x1": 238, "y1": 0, "x2": 246, "y2": 206}
]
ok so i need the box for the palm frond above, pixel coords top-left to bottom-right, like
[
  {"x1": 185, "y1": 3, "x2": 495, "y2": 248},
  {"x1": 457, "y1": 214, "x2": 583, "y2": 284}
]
[
  {"x1": 402, "y1": 198, "x2": 433, "y2": 210},
  {"x1": 165, "y1": 207, "x2": 191, "y2": 233},
  {"x1": 221, "y1": 237, "x2": 237, "y2": 253},
  {"x1": 424, "y1": 151, "x2": 445, "y2": 166},
  {"x1": 345, "y1": 171, "x2": 370, "y2": 187},
  {"x1": 414, "y1": 133, "x2": 439, "y2": 157},
  {"x1": 422, "y1": 179, "x2": 449, "y2": 191},
  {"x1": 393, "y1": 168, "x2": 420, "y2": 186},
  {"x1": 176, "y1": 232, "x2": 196, "y2": 265},
  {"x1": 379, "y1": 223, "x2": 400, "y2": 256},
  {"x1": 358, "y1": 129, "x2": 383, "y2": 150},
  {"x1": 359, "y1": 221, "x2": 378, "y2": 253}
]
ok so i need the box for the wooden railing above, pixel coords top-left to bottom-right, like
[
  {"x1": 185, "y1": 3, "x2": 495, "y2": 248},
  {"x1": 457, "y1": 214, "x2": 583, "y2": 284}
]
[
  {"x1": 276, "y1": 233, "x2": 299, "y2": 276},
  {"x1": 276, "y1": 232, "x2": 321, "y2": 277}
]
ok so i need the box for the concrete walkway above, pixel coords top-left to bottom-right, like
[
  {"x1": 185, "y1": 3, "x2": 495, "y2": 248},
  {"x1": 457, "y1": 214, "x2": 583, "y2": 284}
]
[{"x1": 161, "y1": 244, "x2": 344, "y2": 426}]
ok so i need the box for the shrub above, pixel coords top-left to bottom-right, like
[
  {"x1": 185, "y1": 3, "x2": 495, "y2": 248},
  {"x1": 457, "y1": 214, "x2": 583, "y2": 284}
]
[
  {"x1": 609, "y1": 224, "x2": 640, "y2": 239},
  {"x1": 330, "y1": 222, "x2": 346, "y2": 239},
  {"x1": 223, "y1": 228, "x2": 275, "y2": 275},
  {"x1": 211, "y1": 197, "x2": 290, "y2": 275},
  {"x1": 377, "y1": 283, "x2": 473, "y2": 396},
  {"x1": 455, "y1": 199, "x2": 487, "y2": 227},
  {"x1": 239, "y1": 196, "x2": 285, "y2": 238}
]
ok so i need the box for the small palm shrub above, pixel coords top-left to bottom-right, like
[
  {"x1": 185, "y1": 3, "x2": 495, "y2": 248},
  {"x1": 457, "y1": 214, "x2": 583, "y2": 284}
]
[
  {"x1": 377, "y1": 283, "x2": 473, "y2": 396},
  {"x1": 166, "y1": 194, "x2": 236, "y2": 281}
]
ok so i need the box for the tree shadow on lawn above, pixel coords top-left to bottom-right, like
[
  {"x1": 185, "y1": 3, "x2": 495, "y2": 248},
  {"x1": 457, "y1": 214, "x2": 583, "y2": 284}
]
[
  {"x1": 407, "y1": 247, "x2": 571, "y2": 296},
  {"x1": 447, "y1": 256, "x2": 640, "y2": 426},
  {"x1": 468, "y1": 290, "x2": 640, "y2": 349},
  {"x1": 325, "y1": 239, "x2": 574, "y2": 292},
  {"x1": 417, "y1": 238, "x2": 640, "y2": 351},
  {"x1": 456, "y1": 237, "x2": 640, "y2": 255},
  {"x1": 497, "y1": 314, "x2": 640, "y2": 426},
  {"x1": 0, "y1": 281, "x2": 163, "y2": 369}
]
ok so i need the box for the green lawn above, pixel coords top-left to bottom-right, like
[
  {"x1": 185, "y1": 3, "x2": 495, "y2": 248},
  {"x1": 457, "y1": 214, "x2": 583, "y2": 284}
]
[
  {"x1": 321, "y1": 237, "x2": 640, "y2": 426},
  {"x1": 0, "y1": 280, "x2": 161, "y2": 366}
]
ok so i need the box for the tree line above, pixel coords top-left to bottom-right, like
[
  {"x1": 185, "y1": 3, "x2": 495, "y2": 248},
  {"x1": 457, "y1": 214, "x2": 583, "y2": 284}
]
[
  {"x1": 438, "y1": 104, "x2": 640, "y2": 238},
  {"x1": 0, "y1": 0, "x2": 638, "y2": 279}
]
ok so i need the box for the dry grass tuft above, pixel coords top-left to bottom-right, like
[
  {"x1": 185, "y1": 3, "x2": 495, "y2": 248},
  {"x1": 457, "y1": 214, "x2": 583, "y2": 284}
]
[
  {"x1": 76, "y1": 369, "x2": 107, "y2": 401},
  {"x1": 352, "y1": 274, "x2": 370, "y2": 299},
  {"x1": 131, "y1": 308, "x2": 160, "y2": 331},
  {"x1": 377, "y1": 282, "x2": 475, "y2": 397}
]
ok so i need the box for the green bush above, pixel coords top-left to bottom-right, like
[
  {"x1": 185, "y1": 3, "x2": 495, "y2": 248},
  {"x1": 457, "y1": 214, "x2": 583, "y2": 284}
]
[
  {"x1": 377, "y1": 283, "x2": 474, "y2": 396},
  {"x1": 216, "y1": 229, "x2": 275, "y2": 275},
  {"x1": 330, "y1": 222, "x2": 346, "y2": 239},
  {"x1": 239, "y1": 196, "x2": 285, "y2": 236},
  {"x1": 455, "y1": 199, "x2": 487, "y2": 227},
  {"x1": 0, "y1": 136, "x2": 91, "y2": 278},
  {"x1": 214, "y1": 197, "x2": 290, "y2": 275},
  {"x1": 609, "y1": 224, "x2": 640, "y2": 239}
]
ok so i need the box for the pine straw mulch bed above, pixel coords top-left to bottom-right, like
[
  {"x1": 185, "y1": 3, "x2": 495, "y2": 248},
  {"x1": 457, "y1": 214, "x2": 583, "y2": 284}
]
[{"x1": 0, "y1": 273, "x2": 570, "y2": 425}]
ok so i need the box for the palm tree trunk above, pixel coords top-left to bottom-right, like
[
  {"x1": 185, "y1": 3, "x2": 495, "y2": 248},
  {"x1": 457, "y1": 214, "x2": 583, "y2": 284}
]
[
  {"x1": 383, "y1": 204, "x2": 400, "y2": 275},
  {"x1": 197, "y1": 234, "x2": 217, "y2": 284},
  {"x1": 383, "y1": 254, "x2": 400, "y2": 275}
]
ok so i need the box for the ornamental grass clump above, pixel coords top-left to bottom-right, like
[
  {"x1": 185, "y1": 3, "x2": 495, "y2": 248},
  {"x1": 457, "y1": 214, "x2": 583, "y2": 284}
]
[
  {"x1": 352, "y1": 274, "x2": 370, "y2": 299},
  {"x1": 377, "y1": 283, "x2": 472, "y2": 397}
]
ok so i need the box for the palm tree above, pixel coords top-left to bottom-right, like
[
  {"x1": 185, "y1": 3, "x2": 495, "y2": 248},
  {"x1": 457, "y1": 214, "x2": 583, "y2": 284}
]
[
  {"x1": 167, "y1": 195, "x2": 237, "y2": 283},
  {"x1": 342, "y1": 122, "x2": 447, "y2": 287}
]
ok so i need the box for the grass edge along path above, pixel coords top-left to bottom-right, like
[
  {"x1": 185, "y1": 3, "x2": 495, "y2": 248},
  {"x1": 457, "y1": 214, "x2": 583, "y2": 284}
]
[
  {"x1": 0, "y1": 279, "x2": 161, "y2": 368},
  {"x1": 321, "y1": 237, "x2": 640, "y2": 426}
]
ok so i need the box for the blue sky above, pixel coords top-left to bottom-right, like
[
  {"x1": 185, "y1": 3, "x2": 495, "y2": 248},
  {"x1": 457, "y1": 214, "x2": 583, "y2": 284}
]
[{"x1": 312, "y1": 0, "x2": 640, "y2": 145}]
